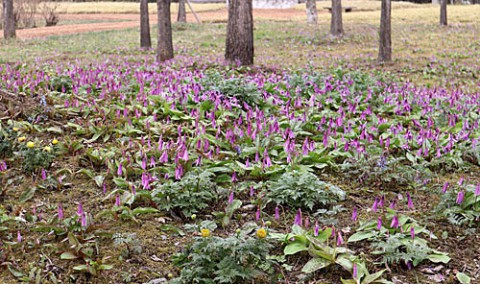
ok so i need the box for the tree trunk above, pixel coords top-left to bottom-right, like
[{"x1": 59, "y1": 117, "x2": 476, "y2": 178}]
[
  {"x1": 156, "y1": 0, "x2": 174, "y2": 62},
  {"x1": 378, "y1": 0, "x2": 392, "y2": 63},
  {"x1": 306, "y1": 0, "x2": 318, "y2": 25},
  {"x1": 330, "y1": 0, "x2": 343, "y2": 37},
  {"x1": 3, "y1": 0, "x2": 16, "y2": 39},
  {"x1": 140, "y1": 0, "x2": 151, "y2": 48},
  {"x1": 225, "y1": 0, "x2": 254, "y2": 66},
  {"x1": 177, "y1": 0, "x2": 186, "y2": 23},
  {"x1": 440, "y1": 0, "x2": 447, "y2": 26}
]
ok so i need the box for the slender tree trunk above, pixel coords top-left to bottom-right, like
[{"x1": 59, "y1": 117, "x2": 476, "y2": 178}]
[
  {"x1": 177, "y1": 0, "x2": 186, "y2": 23},
  {"x1": 306, "y1": 0, "x2": 318, "y2": 25},
  {"x1": 140, "y1": 0, "x2": 151, "y2": 48},
  {"x1": 378, "y1": 0, "x2": 392, "y2": 63},
  {"x1": 440, "y1": 0, "x2": 447, "y2": 26},
  {"x1": 156, "y1": 0, "x2": 174, "y2": 62},
  {"x1": 330, "y1": 0, "x2": 343, "y2": 37},
  {"x1": 225, "y1": 0, "x2": 254, "y2": 66},
  {"x1": 3, "y1": 0, "x2": 16, "y2": 39}
]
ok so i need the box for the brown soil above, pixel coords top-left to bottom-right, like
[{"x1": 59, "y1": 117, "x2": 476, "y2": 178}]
[{"x1": 4, "y1": 8, "x2": 312, "y2": 40}]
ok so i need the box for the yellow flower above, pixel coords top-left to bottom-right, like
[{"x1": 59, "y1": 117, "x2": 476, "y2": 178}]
[
  {"x1": 256, "y1": 228, "x2": 267, "y2": 239},
  {"x1": 13, "y1": 127, "x2": 19, "y2": 132},
  {"x1": 43, "y1": 146, "x2": 52, "y2": 152},
  {"x1": 26, "y1": 141, "x2": 35, "y2": 148},
  {"x1": 18, "y1": 136, "x2": 26, "y2": 142},
  {"x1": 52, "y1": 139, "x2": 59, "y2": 145},
  {"x1": 200, "y1": 228, "x2": 211, "y2": 238}
]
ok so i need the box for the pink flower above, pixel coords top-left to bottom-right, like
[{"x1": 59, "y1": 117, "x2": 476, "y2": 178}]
[
  {"x1": 228, "y1": 191, "x2": 234, "y2": 204},
  {"x1": 77, "y1": 203, "x2": 84, "y2": 216},
  {"x1": 442, "y1": 182, "x2": 449, "y2": 193},
  {"x1": 410, "y1": 227, "x2": 415, "y2": 240},
  {"x1": 407, "y1": 193, "x2": 414, "y2": 210},
  {"x1": 475, "y1": 184, "x2": 480, "y2": 196},
  {"x1": 41, "y1": 168, "x2": 47, "y2": 180},
  {"x1": 337, "y1": 232, "x2": 343, "y2": 246},
  {"x1": 115, "y1": 194, "x2": 121, "y2": 207},
  {"x1": 353, "y1": 263, "x2": 358, "y2": 279},
  {"x1": 274, "y1": 206, "x2": 280, "y2": 220},
  {"x1": 456, "y1": 191, "x2": 465, "y2": 204},
  {"x1": 314, "y1": 221, "x2": 319, "y2": 236},
  {"x1": 17, "y1": 231, "x2": 22, "y2": 243},
  {"x1": 58, "y1": 203, "x2": 64, "y2": 220},
  {"x1": 117, "y1": 163, "x2": 123, "y2": 176},
  {"x1": 377, "y1": 217, "x2": 383, "y2": 230},
  {"x1": 255, "y1": 207, "x2": 261, "y2": 221},
  {"x1": 351, "y1": 207, "x2": 358, "y2": 221},
  {"x1": 390, "y1": 215, "x2": 399, "y2": 229}
]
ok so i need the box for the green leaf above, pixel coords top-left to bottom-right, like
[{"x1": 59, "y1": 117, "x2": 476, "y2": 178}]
[
  {"x1": 98, "y1": 264, "x2": 113, "y2": 270},
  {"x1": 427, "y1": 253, "x2": 450, "y2": 264},
  {"x1": 284, "y1": 242, "x2": 308, "y2": 255},
  {"x1": 46, "y1": 127, "x2": 63, "y2": 134},
  {"x1": 60, "y1": 251, "x2": 78, "y2": 260},
  {"x1": 19, "y1": 187, "x2": 36, "y2": 203},
  {"x1": 94, "y1": 175, "x2": 105, "y2": 188},
  {"x1": 347, "y1": 231, "x2": 376, "y2": 243},
  {"x1": 456, "y1": 272, "x2": 471, "y2": 284},
  {"x1": 363, "y1": 269, "x2": 387, "y2": 284},
  {"x1": 301, "y1": 257, "x2": 331, "y2": 273},
  {"x1": 131, "y1": 207, "x2": 158, "y2": 216},
  {"x1": 7, "y1": 265, "x2": 24, "y2": 278},
  {"x1": 160, "y1": 225, "x2": 185, "y2": 236}
]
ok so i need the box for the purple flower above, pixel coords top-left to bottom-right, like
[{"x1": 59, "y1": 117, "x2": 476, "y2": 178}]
[
  {"x1": 228, "y1": 191, "x2": 234, "y2": 204},
  {"x1": 407, "y1": 193, "x2": 414, "y2": 210},
  {"x1": 352, "y1": 207, "x2": 358, "y2": 221},
  {"x1": 294, "y1": 209, "x2": 302, "y2": 226},
  {"x1": 304, "y1": 217, "x2": 310, "y2": 228},
  {"x1": 377, "y1": 217, "x2": 383, "y2": 230},
  {"x1": 255, "y1": 207, "x2": 261, "y2": 221},
  {"x1": 337, "y1": 231, "x2": 343, "y2": 246},
  {"x1": 249, "y1": 186, "x2": 255, "y2": 197},
  {"x1": 353, "y1": 263, "x2": 358, "y2": 279},
  {"x1": 41, "y1": 168, "x2": 47, "y2": 180},
  {"x1": 17, "y1": 231, "x2": 22, "y2": 243},
  {"x1": 81, "y1": 213, "x2": 87, "y2": 227},
  {"x1": 274, "y1": 206, "x2": 280, "y2": 220},
  {"x1": 231, "y1": 171, "x2": 238, "y2": 183},
  {"x1": 314, "y1": 221, "x2": 319, "y2": 236},
  {"x1": 456, "y1": 191, "x2": 465, "y2": 204},
  {"x1": 372, "y1": 197, "x2": 379, "y2": 212},
  {"x1": 475, "y1": 184, "x2": 480, "y2": 196},
  {"x1": 458, "y1": 177, "x2": 464, "y2": 186},
  {"x1": 77, "y1": 203, "x2": 84, "y2": 216},
  {"x1": 391, "y1": 215, "x2": 399, "y2": 229},
  {"x1": 410, "y1": 227, "x2": 415, "y2": 240},
  {"x1": 115, "y1": 194, "x2": 121, "y2": 207},
  {"x1": 58, "y1": 203, "x2": 64, "y2": 220},
  {"x1": 117, "y1": 163, "x2": 123, "y2": 176},
  {"x1": 442, "y1": 182, "x2": 449, "y2": 193}
]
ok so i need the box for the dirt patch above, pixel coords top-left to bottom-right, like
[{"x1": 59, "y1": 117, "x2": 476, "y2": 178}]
[{"x1": 3, "y1": 8, "x2": 315, "y2": 40}]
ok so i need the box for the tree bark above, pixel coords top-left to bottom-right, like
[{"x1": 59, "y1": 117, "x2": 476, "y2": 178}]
[
  {"x1": 378, "y1": 0, "x2": 392, "y2": 63},
  {"x1": 3, "y1": 0, "x2": 16, "y2": 39},
  {"x1": 140, "y1": 0, "x2": 151, "y2": 48},
  {"x1": 177, "y1": 0, "x2": 186, "y2": 23},
  {"x1": 330, "y1": 0, "x2": 343, "y2": 37},
  {"x1": 306, "y1": 0, "x2": 318, "y2": 25},
  {"x1": 156, "y1": 0, "x2": 174, "y2": 62},
  {"x1": 440, "y1": 0, "x2": 447, "y2": 26},
  {"x1": 225, "y1": 0, "x2": 254, "y2": 66}
]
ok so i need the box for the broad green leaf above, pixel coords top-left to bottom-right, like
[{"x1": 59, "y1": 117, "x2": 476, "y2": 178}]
[
  {"x1": 347, "y1": 231, "x2": 376, "y2": 243},
  {"x1": 19, "y1": 187, "x2": 36, "y2": 203},
  {"x1": 284, "y1": 242, "x2": 308, "y2": 255},
  {"x1": 131, "y1": 207, "x2": 159, "y2": 216},
  {"x1": 456, "y1": 272, "x2": 471, "y2": 284},
  {"x1": 427, "y1": 253, "x2": 450, "y2": 264},
  {"x1": 301, "y1": 257, "x2": 331, "y2": 273},
  {"x1": 363, "y1": 269, "x2": 387, "y2": 284},
  {"x1": 60, "y1": 252, "x2": 78, "y2": 260}
]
